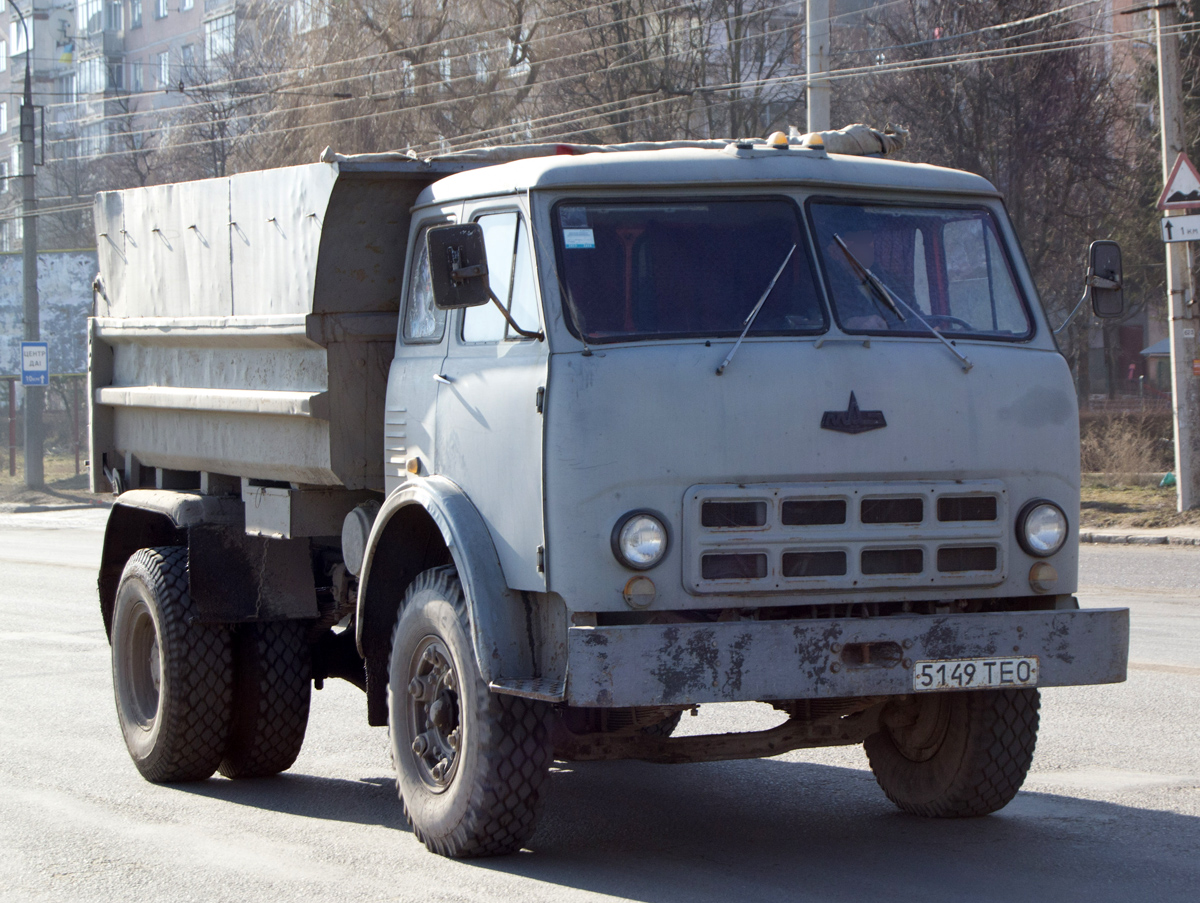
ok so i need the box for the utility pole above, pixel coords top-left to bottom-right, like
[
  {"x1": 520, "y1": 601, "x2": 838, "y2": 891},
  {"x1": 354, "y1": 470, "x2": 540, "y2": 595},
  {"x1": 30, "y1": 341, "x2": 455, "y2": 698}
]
[
  {"x1": 9, "y1": 1, "x2": 41, "y2": 489},
  {"x1": 807, "y1": 0, "x2": 831, "y2": 133},
  {"x1": 1155, "y1": 3, "x2": 1198, "y2": 510}
]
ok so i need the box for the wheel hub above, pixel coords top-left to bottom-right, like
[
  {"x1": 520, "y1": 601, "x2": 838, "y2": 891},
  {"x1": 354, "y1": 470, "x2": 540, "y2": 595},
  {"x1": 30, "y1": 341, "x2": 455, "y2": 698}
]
[
  {"x1": 123, "y1": 602, "x2": 162, "y2": 730},
  {"x1": 406, "y1": 638, "x2": 462, "y2": 789},
  {"x1": 882, "y1": 694, "x2": 951, "y2": 763}
]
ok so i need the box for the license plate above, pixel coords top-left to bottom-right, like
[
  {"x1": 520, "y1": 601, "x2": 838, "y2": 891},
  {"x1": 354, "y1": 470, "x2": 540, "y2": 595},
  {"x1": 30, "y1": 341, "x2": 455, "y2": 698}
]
[{"x1": 912, "y1": 656, "x2": 1039, "y2": 692}]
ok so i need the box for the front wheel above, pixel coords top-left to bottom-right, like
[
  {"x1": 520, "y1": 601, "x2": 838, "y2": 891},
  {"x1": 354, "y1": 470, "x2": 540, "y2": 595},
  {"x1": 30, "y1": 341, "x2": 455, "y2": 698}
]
[
  {"x1": 111, "y1": 547, "x2": 232, "y2": 782},
  {"x1": 863, "y1": 689, "x2": 1040, "y2": 817},
  {"x1": 388, "y1": 567, "x2": 553, "y2": 858}
]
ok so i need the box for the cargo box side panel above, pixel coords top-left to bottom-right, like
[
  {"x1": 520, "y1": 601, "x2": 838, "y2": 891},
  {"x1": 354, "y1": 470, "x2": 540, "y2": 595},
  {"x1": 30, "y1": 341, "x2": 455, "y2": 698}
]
[
  {"x1": 111, "y1": 406, "x2": 337, "y2": 486},
  {"x1": 230, "y1": 164, "x2": 339, "y2": 317},
  {"x1": 94, "y1": 191, "x2": 126, "y2": 318},
  {"x1": 121, "y1": 179, "x2": 234, "y2": 318}
]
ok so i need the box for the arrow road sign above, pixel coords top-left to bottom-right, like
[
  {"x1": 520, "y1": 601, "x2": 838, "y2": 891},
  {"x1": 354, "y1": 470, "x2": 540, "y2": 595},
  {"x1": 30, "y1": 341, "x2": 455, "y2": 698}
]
[
  {"x1": 1161, "y1": 213, "x2": 1200, "y2": 242},
  {"x1": 21, "y1": 342, "x2": 48, "y2": 386}
]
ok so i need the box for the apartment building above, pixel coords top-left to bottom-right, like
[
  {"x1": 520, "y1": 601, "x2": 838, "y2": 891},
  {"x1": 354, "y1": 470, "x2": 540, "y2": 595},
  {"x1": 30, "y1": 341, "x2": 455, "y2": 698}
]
[{"x1": 0, "y1": 1, "x2": 245, "y2": 250}]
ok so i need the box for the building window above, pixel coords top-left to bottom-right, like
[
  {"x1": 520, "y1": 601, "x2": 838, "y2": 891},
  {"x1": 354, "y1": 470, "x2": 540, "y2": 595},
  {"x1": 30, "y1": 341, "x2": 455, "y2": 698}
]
[
  {"x1": 205, "y1": 14, "x2": 235, "y2": 61},
  {"x1": 131, "y1": 1, "x2": 143, "y2": 28},
  {"x1": 182, "y1": 0, "x2": 194, "y2": 9},
  {"x1": 0, "y1": 158, "x2": 8, "y2": 195},
  {"x1": 82, "y1": 122, "x2": 108, "y2": 159},
  {"x1": 292, "y1": 1, "x2": 328, "y2": 34},
  {"x1": 0, "y1": 102, "x2": 7, "y2": 135},
  {"x1": 158, "y1": 50, "x2": 170, "y2": 86},
  {"x1": 9, "y1": 21, "x2": 29, "y2": 56},
  {"x1": 181, "y1": 43, "x2": 195, "y2": 80},
  {"x1": 155, "y1": 0, "x2": 168, "y2": 19},
  {"x1": 0, "y1": 41, "x2": 6, "y2": 71},
  {"x1": 78, "y1": 0, "x2": 104, "y2": 35},
  {"x1": 79, "y1": 56, "x2": 109, "y2": 94},
  {"x1": 109, "y1": 58, "x2": 124, "y2": 90},
  {"x1": 106, "y1": 2, "x2": 123, "y2": 31},
  {"x1": 56, "y1": 73, "x2": 77, "y2": 105},
  {"x1": 131, "y1": 60, "x2": 142, "y2": 92}
]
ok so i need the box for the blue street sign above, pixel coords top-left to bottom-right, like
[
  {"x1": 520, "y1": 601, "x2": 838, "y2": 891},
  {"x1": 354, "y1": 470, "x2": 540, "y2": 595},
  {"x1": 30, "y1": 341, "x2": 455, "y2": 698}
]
[{"x1": 21, "y1": 342, "x2": 48, "y2": 386}]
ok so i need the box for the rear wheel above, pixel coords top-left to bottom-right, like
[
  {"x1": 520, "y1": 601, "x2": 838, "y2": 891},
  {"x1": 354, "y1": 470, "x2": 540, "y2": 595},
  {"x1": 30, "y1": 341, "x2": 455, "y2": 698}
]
[
  {"x1": 864, "y1": 689, "x2": 1040, "y2": 817},
  {"x1": 389, "y1": 567, "x2": 552, "y2": 857},
  {"x1": 111, "y1": 547, "x2": 232, "y2": 782},
  {"x1": 219, "y1": 620, "x2": 312, "y2": 778}
]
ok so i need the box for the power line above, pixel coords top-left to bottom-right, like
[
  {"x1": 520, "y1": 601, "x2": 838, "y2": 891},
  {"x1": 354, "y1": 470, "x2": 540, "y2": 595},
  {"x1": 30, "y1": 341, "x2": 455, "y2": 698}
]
[{"x1": 38, "y1": 9, "x2": 1191, "y2": 169}]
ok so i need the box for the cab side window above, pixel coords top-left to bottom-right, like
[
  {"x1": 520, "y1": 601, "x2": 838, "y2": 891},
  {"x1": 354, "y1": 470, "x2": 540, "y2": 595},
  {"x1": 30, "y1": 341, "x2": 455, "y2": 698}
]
[
  {"x1": 402, "y1": 227, "x2": 446, "y2": 343},
  {"x1": 462, "y1": 212, "x2": 539, "y2": 343}
]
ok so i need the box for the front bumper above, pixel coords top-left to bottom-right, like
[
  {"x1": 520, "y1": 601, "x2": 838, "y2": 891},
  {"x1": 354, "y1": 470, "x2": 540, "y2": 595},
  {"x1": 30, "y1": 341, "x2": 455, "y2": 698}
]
[{"x1": 565, "y1": 607, "x2": 1128, "y2": 707}]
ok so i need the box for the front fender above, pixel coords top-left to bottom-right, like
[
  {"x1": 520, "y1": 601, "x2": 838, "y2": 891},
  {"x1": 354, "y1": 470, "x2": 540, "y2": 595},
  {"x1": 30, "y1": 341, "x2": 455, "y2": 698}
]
[{"x1": 355, "y1": 475, "x2": 533, "y2": 684}]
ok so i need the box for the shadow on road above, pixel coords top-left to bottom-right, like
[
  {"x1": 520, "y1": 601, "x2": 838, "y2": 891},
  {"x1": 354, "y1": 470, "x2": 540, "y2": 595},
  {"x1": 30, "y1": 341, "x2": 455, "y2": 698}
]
[
  {"x1": 176, "y1": 772, "x2": 411, "y2": 832},
  {"x1": 501, "y1": 758, "x2": 1198, "y2": 902},
  {"x1": 170, "y1": 757, "x2": 1198, "y2": 901}
]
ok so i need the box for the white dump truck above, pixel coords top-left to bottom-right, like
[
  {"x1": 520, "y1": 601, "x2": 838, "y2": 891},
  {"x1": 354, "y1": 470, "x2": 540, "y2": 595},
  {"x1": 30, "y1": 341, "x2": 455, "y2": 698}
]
[{"x1": 90, "y1": 128, "x2": 1130, "y2": 858}]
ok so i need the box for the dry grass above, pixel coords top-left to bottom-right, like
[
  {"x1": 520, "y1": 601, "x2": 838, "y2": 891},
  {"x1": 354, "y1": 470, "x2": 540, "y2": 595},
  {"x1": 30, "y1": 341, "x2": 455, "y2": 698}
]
[
  {"x1": 0, "y1": 452, "x2": 107, "y2": 508},
  {"x1": 1080, "y1": 415, "x2": 1171, "y2": 483},
  {"x1": 1080, "y1": 479, "x2": 1200, "y2": 529}
]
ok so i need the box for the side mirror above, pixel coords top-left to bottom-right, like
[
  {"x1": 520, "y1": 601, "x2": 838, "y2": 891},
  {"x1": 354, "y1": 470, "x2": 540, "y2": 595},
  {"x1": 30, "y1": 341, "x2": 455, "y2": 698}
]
[
  {"x1": 1087, "y1": 240, "x2": 1125, "y2": 319},
  {"x1": 426, "y1": 223, "x2": 491, "y2": 310}
]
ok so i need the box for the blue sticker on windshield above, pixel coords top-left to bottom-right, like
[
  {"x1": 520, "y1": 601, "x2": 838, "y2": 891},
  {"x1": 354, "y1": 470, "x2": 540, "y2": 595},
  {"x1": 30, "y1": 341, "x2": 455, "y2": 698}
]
[{"x1": 563, "y1": 228, "x2": 595, "y2": 249}]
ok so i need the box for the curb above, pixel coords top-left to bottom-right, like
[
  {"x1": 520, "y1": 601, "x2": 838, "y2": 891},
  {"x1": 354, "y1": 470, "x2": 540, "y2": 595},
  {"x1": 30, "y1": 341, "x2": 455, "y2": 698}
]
[
  {"x1": 1079, "y1": 531, "x2": 1200, "y2": 547},
  {"x1": 0, "y1": 502, "x2": 112, "y2": 514}
]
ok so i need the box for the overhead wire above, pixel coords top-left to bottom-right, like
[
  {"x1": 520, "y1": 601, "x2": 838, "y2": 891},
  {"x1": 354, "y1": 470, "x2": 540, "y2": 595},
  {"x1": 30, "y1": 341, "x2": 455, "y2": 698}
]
[
  {"x1": 33, "y1": 7, "x2": 1195, "y2": 171},
  {"x1": 44, "y1": 0, "x2": 1128, "y2": 157}
]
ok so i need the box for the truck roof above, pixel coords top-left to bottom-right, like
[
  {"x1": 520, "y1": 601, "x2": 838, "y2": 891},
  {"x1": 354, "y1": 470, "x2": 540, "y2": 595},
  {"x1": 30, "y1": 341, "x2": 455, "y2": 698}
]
[{"x1": 410, "y1": 145, "x2": 1001, "y2": 208}]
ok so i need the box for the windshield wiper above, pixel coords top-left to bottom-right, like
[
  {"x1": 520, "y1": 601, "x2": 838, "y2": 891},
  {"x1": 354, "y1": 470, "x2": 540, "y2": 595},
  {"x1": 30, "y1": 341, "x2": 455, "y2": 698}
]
[
  {"x1": 832, "y1": 234, "x2": 973, "y2": 373},
  {"x1": 716, "y1": 244, "x2": 796, "y2": 375},
  {"x1": 833, "y1": 234, "x2": 905, "y2": 321}
]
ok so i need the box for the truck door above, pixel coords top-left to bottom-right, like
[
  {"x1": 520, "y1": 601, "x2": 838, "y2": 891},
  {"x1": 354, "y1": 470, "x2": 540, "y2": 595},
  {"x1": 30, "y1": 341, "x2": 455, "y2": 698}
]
[
  {"x1": 384, "y1": 218, "x2": 454, "y2": 495},
  {"x1": 435, "y1": 206, "x2": 548, "y2": 591}
]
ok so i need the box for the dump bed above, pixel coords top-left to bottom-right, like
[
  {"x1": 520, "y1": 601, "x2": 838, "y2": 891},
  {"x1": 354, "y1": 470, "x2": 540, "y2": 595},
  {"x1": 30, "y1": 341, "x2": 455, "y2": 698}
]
[{"x1": 90, "y1": 158, "x2": 471, "y2": 492}]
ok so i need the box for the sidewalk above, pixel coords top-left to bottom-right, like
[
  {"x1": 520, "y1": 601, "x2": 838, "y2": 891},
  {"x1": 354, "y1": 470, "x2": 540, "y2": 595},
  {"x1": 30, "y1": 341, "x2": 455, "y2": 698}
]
[{"x1": 1079, "y1": 524, "x2": 1200, "y2": 547}]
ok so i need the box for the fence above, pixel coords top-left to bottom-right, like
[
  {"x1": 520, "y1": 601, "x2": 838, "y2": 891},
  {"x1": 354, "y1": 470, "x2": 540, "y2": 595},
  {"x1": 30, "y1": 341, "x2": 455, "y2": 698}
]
[{"x1": 1, "y1": 373, "x2": 87, "y2": 480}]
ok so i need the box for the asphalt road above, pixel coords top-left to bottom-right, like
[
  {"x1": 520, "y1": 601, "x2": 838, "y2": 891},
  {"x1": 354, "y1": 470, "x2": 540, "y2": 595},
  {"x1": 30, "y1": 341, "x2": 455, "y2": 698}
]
[{"x1": 1, "y1": 509, "x2": 1197, "y2": 903}]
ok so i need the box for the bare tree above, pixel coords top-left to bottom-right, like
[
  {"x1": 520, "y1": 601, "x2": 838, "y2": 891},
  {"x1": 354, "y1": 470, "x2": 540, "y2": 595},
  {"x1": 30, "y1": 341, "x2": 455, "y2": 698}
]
[{"x1": 838, "y1": 0, "x2": 1146, "y2": 402}]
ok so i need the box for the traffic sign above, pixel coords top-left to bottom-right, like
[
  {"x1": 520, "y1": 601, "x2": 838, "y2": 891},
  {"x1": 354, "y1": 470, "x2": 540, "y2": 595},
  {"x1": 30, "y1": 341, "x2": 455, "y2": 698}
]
[
  {"x1": 1157, "y1": 152, "x2": 1200, "y2": 210},
  {"x1": 1161, "y1": 213, "x2": 1200, "y2": 242},
  {"x1": 20, "y1": 342, "x2": 48, "y2": 386}
]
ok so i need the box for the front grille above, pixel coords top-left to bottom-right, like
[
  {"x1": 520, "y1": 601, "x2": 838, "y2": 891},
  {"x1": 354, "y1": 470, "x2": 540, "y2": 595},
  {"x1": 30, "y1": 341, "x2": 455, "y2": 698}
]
[
  {"x1": 938, "y1": 496, "x2": 998, "y2": 522},
  {"x1": 861, "y1": 497, "x2": 924, "y2": 524},
  {"x1": 684, "y1": 480, "x2": 1007, "y2": 594},
  {"x1": 782, "y1": 551, "x2": 847, "y2": 577},
  {"x1": 781, "y1": 499, "x2": 846, "y2": 526},
  {"x1": 937, "y1": 546, "x2": 999, "y2": 572},
  {"x1": 862, "y1": 548, "x2": 924, "y2": 575},
  {"x1": 702, "y1": 500, "x2": 767, "y2": 528},
  {"x1": 702, "y1": 553, "x2": 768, "y2": 580}
]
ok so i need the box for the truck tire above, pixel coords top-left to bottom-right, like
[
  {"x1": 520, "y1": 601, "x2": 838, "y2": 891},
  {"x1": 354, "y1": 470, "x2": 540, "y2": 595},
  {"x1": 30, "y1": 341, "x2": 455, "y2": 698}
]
[
  {"x1": 111, "y1": 547, "x2": 232, "y2": 782},
  {"x1": 863, "y1": 688, "x2": 1040, "y2": 818},
  {"x1": 388, "y1": 567, "x2": 552, "y2": 858},
  {"x1": 219, "y1": 620, "x2": 312, "y2": 778},
  {"x1": 641, "y1": 711, "x2": 682, "y2": 738}
]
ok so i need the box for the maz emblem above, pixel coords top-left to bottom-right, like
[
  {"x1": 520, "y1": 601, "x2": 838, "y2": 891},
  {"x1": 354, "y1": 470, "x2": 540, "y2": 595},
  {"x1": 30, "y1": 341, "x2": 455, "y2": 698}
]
[{"x1": 821, "y1": 392, "x2": 887, "y2": 434}]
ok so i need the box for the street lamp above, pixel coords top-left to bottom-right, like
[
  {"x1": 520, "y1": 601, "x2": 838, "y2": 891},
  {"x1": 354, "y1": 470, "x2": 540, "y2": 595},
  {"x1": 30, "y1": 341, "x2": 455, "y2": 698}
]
[{"x1": 7, "y1": 0, "x2": 41, "y2": 489}]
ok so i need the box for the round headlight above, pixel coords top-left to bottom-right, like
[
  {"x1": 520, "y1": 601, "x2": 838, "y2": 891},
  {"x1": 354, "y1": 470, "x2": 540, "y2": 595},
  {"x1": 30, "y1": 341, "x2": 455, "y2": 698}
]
[
  {"x1": 1017, "y1": 500, "x2": 1068, "y2": 557},
  {"x1": 611, "y1": 511, "x2": 668, "y2": 570}
]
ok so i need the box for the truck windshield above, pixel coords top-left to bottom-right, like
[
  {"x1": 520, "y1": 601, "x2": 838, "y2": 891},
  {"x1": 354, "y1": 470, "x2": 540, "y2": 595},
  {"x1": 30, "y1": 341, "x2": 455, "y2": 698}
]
[
  {"x1": 808, "y1": 201, "x2": 1033, "y2": 339},
  {"x1": 554, "y1": 199, "x2": 825, "y2": 344}
]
